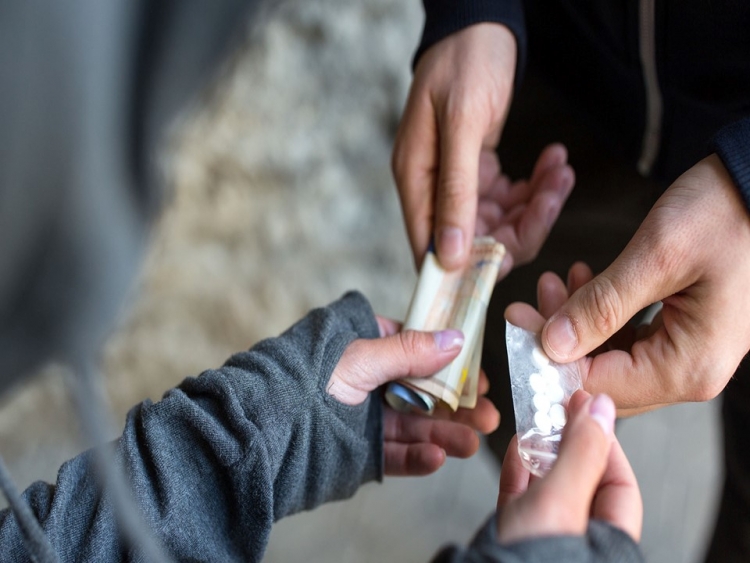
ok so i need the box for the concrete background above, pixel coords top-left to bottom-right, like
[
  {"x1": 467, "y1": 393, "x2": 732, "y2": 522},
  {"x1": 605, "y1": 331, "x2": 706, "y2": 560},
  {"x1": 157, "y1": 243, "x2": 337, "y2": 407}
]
[{"x1": 0, "y1": 1, "x2": 722, "y2": 561}]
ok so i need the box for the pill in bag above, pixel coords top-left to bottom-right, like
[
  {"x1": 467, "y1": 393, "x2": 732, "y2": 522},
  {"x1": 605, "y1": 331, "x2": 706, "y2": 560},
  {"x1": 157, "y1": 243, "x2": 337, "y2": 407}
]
[{"x1": 505, "y1": 321, "x2": 582, "y2": 477}]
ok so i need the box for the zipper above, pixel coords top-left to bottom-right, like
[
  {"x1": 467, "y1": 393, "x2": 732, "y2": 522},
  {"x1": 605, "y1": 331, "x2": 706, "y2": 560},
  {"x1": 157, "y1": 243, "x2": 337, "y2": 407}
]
[{"x1": 637, "y1": 0, "x2": 663, "y2": 176}]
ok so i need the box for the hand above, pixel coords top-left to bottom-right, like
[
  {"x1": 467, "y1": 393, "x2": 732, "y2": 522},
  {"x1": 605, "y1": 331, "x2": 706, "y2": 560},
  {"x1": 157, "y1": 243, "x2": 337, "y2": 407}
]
[
  {"x1": 497, "y1": 390, "x2": 642, "y2": 544},
  {"x1": 501, "y1": 266, "x2": 641, "y2": 542},
  {"x1": 537, "y1": 155, "x2": 750, "y2": 413},
  {"x1": 476, "y1": 144, "x2": 575, "y2": 279},
  {"x1": 392, "y1": 23, "x2": 574, "y2": 272},
  {"x1": 329, "y1": 316, "x2": 500, "y2": 476}
]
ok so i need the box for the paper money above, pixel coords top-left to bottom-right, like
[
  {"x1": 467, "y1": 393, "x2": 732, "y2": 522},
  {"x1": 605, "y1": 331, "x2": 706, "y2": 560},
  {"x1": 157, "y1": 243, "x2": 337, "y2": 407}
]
[{"x1": 385, "y1": 237, "x2": 505, "y2": 413}]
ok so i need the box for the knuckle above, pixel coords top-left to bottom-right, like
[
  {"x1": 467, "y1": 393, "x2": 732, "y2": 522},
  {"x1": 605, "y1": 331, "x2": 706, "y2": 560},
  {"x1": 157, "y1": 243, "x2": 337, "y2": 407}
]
[
  {"x1": 398, "y1": 329, "x2": 428, "y2": 358},
  {"x1": 583, "y1": 277, "x2": 624, "y2": 338},
  {"x1": 443, "y1": 92, "x2": 475, "y2": 127},
  {"x1": 686, "y1": 377, "x2": 721, "y2": 402},
  {"x1": 684, "y1": 354, "x2": 731, "y2": 402},
  {"x1": 439, "y1": 174, "x2": 472, "y2": 202},
  {"x1": 391, "y1": 143, "x2": 406, "y2": 177}
]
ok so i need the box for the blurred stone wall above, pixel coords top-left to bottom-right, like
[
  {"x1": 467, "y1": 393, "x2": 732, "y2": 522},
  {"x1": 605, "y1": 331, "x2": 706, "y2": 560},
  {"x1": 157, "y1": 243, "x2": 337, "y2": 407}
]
[{"x1": 0, "y1": 0, "x2": 421, "y2": 501}]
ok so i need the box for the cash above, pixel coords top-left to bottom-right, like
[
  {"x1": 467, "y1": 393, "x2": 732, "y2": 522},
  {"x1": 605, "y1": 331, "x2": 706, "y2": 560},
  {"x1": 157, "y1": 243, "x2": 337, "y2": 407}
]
[{"x1": 385, "y1": 237, "x2": 506, "y2": 413}]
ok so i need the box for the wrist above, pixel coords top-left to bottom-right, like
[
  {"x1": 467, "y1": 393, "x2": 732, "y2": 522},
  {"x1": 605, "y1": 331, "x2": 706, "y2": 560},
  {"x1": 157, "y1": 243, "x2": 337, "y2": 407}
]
[
  {"x1": 415, "y1": 0, "x2": 526, "y2": 81},
  {"x1": 415, "y1": 22, "x2": 517, "y2": 106}
]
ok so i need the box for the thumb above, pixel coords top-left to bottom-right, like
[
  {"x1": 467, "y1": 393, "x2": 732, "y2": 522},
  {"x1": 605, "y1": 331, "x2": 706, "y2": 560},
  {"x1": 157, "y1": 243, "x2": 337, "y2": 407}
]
[
  {"x1": 540, "y1": 392, "x2": 616, "y2": 530},
  {"x1": 497, "y1": 391, "x2": 616, "y2": 542},
  {"x1": 368, "y1": 328, "x2": 464, "y2": 386},
  {"x1": 329, "y1": 329, "x2": 464, "y2": 405},
  {"x1": 541, "y1": 257, "x2": 665, "y2": 362}
]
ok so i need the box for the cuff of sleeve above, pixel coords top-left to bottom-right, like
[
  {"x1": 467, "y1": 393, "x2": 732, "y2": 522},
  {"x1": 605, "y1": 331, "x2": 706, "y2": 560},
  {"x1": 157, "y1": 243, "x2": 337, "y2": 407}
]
[
  {"x1": 414, "y1": 0, "x2": 526, "y2": 85},
  {"x1": 711, "y1": 117, "x2": 750, "y2": 214},
  {"x1": 325, "y1": 290, "x2": 380, "y2": 341},
  {"x1": 319, "y1": 291, "x2": 384, "y2": 484},
  {"x1": 432, "y1": 513, "x2": 644, "y2": 562}
]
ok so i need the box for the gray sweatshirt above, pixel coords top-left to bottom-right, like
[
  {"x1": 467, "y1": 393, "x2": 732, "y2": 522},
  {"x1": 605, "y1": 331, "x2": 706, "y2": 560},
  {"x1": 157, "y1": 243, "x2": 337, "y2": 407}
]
[
  {"x1": 0, "y1": 2, "x2": 643, "y2": 560},
  {"x1": 0, "y1": 292, "x2": 643, "y2": 562}
]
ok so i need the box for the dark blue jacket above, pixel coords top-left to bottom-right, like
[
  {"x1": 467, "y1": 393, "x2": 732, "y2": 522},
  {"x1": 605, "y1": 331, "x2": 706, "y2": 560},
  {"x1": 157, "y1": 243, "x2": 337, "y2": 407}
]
[{"x1": 416, "y1": 0, "x2": 750, "y2": 208}]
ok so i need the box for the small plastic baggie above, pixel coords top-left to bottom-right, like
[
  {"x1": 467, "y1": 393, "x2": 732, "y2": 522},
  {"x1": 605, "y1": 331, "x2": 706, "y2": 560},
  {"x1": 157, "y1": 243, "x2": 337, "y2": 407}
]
[{"x1": 505, "y1": 321, "x2": 582, "y2": 477}]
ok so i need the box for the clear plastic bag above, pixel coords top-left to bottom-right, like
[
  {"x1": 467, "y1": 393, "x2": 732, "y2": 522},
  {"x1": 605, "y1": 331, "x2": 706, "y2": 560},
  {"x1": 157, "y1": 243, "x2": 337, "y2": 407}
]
[{"x1": 505, "y1": 321, "x2": 583, "y2": 477}]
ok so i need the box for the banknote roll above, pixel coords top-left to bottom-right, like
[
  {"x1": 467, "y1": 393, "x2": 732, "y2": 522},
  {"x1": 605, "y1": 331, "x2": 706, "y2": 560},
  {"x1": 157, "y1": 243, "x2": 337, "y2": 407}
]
[{"x1": 385, "y1": 237, "x2": 505, "y2": 414}]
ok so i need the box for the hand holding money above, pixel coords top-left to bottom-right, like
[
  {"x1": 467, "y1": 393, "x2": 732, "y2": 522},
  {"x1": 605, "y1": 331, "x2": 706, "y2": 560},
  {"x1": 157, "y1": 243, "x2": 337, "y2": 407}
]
[
  {"x1": 329, "y1": 312, "x2": 500, "y2": 476},
  {"x1": 386, "y1": 238, "x2": 506, "y2": 414}
]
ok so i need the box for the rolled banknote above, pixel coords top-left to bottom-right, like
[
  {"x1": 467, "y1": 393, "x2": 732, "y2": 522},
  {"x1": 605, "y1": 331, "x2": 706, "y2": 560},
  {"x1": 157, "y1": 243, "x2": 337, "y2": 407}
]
[{"x1": 385, "y1": 238, "x2": 505, "y2": 414}]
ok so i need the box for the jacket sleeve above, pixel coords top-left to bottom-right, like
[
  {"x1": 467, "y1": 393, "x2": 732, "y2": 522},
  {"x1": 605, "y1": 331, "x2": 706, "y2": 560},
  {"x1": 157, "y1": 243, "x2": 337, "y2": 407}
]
[
  {"x1": 711, "y1": 117, "x2": 750, "y2": 214},
  {"x1": 0, "y1": 291, "x2": 383, "y2": 562},
  {"x1": 414, "y1": 0, "x2": 527, "y2": 75},
  {"x1": 432, "y1": 513, "x2": 644, "y2": 563}
]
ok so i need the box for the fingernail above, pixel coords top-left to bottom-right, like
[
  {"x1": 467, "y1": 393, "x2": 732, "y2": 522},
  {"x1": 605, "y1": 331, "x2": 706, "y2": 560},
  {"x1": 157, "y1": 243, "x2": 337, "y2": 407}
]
[
  {"x1": 546, "y1": 315, "x2": 577, "y2": 359},
  {"x1": 589, "y1": 394, "x2": 615, "y2": 435},
  {"x1": 438, "y1": 227, "x2": 464, "y2": 264},
  {"x1": 434, "y1": 329, "x2": 464, "y2": 351}
]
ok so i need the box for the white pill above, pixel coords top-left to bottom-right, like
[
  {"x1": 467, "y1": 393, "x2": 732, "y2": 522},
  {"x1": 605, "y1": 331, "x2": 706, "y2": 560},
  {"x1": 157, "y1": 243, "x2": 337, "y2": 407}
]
[
  {"x1": 529, "y1": 372, "x2": 546, "y2": 393},
  {"x1": 541, "y1": 364, "x2": 559, "y2": 384},
  {"x1": 534, "y1": 411, "x2": 553, "y2": 434},
  {"x1": 549, "y1": 404, "x2": 567, "y2": 428},
  {"x1": 532, "y1": 393, "x2": 551, "y2": 414},
  {"x1": 531, "y1": 346, "x2": 550, "y2": 367},
  {"x1": 545, "y1": 382, "x2": 565, "y2": 403}
]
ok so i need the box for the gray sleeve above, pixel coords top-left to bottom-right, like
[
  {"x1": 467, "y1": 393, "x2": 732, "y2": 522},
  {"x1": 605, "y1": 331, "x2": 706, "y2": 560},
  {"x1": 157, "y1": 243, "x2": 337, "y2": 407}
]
[
  {"x1": 0, "y1": 291, "x2": 383, "y2": 562},
  {"x1": 432, "y1": 513, "x2": 644, "y2": 563}
]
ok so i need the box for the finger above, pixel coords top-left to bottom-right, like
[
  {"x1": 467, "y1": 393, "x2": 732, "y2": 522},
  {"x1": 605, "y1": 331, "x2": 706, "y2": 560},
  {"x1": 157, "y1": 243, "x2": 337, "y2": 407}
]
[
  {"x1": 365, "y1": 328, "x2": 466, "y2": 387},
  {"x1": 384, "y1": 442, "x2": 446, "y2": 476},
  {"x1": 375, "y1": 315, "x2": 403, "y2": 338},
  {"x1": 383, "y1": 409, "x2": 480, "y2": 457},
  {"x1": 504, "y1": 302, "x2": 546, "y2": 333},
  {"x1": 477, "y1": 369, "x2": 490, "y2": 396},
  {"x1": 566, "y1": 261, "x2": 594, "y2": 295},
  {"x1": 497, "y1": 435, "x2": 531, "y2": 508},
  {"x1": 487, "y1": 178, "x2": 533, "y2": 211},
  {"x1": 487, "y1": 166, "x2": 574, "y2": 268},
  {"x1": 489, "y1": 143, "x2": 568, "y2": 210},
  {"x1": 566, "y1": 387, "x2": 590, "y2": 412},
  {"x1": 330, "y1": 328, "x2": 466, "y2": 406},
  {"x1": 529, "y1": 143, "x2": 568, "y2": 187},
  {"x1": 541, "y1": 231, "x2": 683, "y2": 363},
  {"x1": 476, "y1": 200, "x2": 503, "y2": 236},
  {"x1": 538, "y1": 392, "x2": 616, "y2": 530},
  {"x1": 434, "y1": 108, "x2": 484, "y2": 269},
  {"x1": 478, "y1": 149, "x2": 501, "y2": 192},
  {"x1": 512, "y1": 166, "x2": 575, "y2": 263},
  {"x1": 591, "y1": 437, "x2": 643, "y2": 542},
  {"x1": 427, "y1": 396, "x2": 501, "y2": 435},
  {"x1": 537, "y1": 271, "x2": 568, "y2": 319},
  {"x1": 392, "y1": 92, "x2": 439, "y2": 268}
]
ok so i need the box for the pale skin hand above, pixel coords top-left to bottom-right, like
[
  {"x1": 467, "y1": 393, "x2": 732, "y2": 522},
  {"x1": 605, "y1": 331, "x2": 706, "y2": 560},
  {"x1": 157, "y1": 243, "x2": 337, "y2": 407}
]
[
  {"x1": 499, "y1": 271, "x2": 641, "y2": 544},
  {"x1": 537, "y1": 155, "x2": 750, "y2": 413},
  {"x1": 497, "y1": 391, "x2": 642, "y2": 544},
  {"x1": 328, "y1": 317, "x2": 500, "y2": 476},
  {"x1": 392, "y1": 23, "x2": 574, "y2": 273}
]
